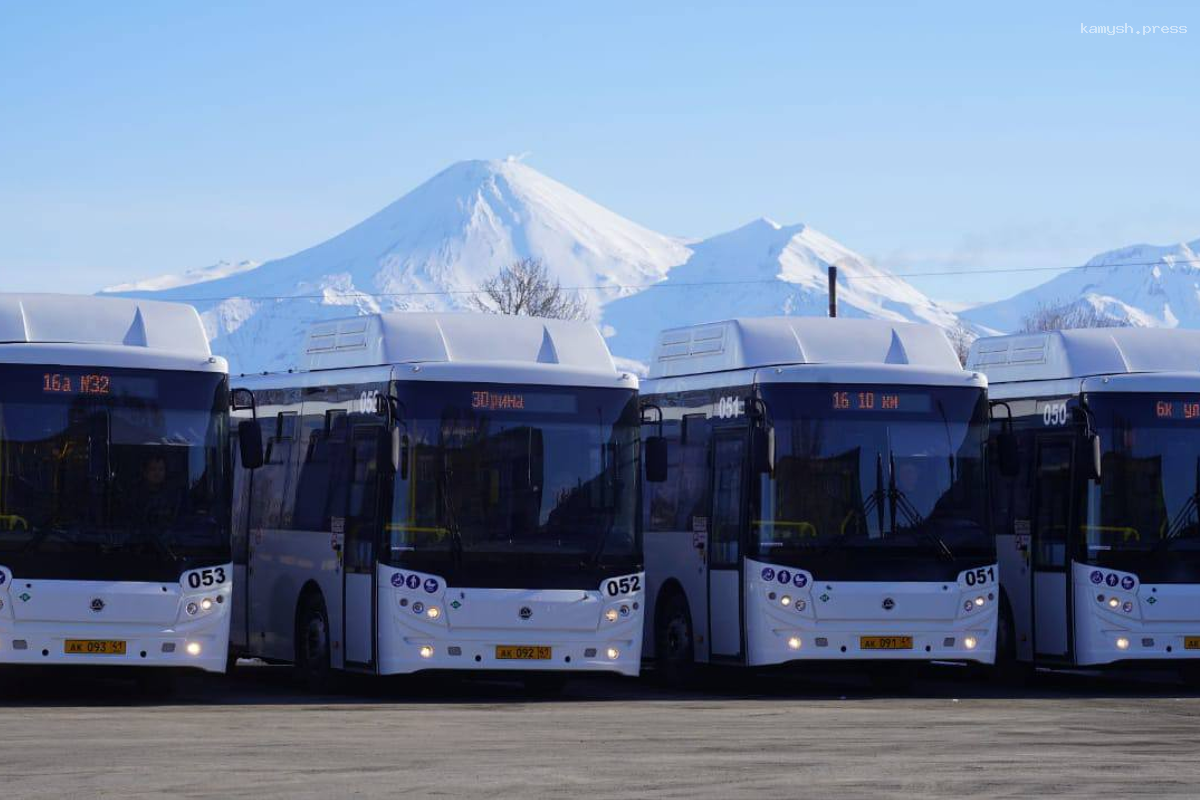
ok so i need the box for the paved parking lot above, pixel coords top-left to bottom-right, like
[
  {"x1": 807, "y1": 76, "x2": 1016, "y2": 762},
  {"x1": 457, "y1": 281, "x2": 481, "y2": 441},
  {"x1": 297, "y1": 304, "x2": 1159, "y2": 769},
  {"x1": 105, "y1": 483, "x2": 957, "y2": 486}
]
[{"x1": 2, "y1": 664, "x2": 1199, "y2": 798}]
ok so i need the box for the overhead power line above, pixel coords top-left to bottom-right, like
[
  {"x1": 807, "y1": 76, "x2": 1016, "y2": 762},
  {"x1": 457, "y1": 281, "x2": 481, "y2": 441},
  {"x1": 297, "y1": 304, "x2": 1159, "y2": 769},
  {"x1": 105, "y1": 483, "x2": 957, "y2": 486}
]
[{"x1": 144, "y1": 256, "x2": 1200, "y2": 304}]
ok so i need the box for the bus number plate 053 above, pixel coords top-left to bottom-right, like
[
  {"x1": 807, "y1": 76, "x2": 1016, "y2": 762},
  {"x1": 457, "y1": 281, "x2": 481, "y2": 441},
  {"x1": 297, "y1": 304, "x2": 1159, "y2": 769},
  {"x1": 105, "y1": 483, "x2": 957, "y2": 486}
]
[
  {"x1": 860, "y1": 636, "x2": 913, "y2": 650},
  {"x1": 495, "y1": 645, "x2": 552, "y2": 660},
  {"x1": 1185, "y1": 637, "x2": 1200, "y2": 650},
  {"x1": 65, "y1": 639, "x2": 127, "y2": 655}
]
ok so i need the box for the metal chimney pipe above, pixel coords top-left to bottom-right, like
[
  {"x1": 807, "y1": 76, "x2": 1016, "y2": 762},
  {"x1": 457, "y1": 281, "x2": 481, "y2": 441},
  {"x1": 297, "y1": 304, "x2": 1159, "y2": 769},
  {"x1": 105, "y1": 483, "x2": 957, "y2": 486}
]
[{"x1": 828, "y1": 265, "x2": 837, "y2": 318}]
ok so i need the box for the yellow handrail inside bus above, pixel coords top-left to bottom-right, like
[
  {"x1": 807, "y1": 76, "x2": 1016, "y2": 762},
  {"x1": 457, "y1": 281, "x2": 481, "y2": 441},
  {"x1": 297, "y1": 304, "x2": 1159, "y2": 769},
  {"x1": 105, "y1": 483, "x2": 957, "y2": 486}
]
[
  {"x1": 0, "y1": 514, "x2": 28, "y2": 531},
  {"x1": 1080, "y1": 524, "x2": 1140, "y2": 543},
  {"x1": 752, "y1": 520, "x2": 818, "y2": 538}
]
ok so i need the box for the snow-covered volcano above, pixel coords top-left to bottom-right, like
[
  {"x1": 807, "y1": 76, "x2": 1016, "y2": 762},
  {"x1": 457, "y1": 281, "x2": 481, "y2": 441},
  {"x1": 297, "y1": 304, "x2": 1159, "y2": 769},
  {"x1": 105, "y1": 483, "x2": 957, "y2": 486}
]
[
  {"x1": 600, "y1": 218, "x2": 964, "y2": 363},
  {"x1": 103, "y1": 158, "x2": 691, "y2": 373},
  {"x1": 964, "y1": 238, "x2": 1200, "y2": 333},
  {"x1": 103, "y1": 159, "x2": 963, "y2": 373}
]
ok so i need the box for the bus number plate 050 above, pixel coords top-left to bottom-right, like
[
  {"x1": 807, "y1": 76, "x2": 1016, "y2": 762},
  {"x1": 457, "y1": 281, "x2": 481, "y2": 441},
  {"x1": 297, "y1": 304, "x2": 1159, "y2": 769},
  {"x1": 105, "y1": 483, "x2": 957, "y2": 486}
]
[
  {"x1": 860, "y1": 636, "x2": 913, "y2": 650},
  {"x1": 495, "y1": 645, "x2": 552, "y2": 660}
]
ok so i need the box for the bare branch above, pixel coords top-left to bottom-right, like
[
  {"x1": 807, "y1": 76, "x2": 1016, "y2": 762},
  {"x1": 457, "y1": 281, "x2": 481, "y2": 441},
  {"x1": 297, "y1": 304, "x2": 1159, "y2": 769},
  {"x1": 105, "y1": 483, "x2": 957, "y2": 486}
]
[
  {"x1": 470, "y1": 258, "x2": 589, "y2": 321},
  {"x1": 1019, "y1": 300, "x2": 1133, "y2": 333}
]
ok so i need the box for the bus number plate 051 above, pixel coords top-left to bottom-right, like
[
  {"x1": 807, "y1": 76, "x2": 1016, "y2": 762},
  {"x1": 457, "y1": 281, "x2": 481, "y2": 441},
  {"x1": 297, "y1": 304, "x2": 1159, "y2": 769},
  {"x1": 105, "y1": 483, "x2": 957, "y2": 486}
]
[
  {"x1": 860, "y1": 636, "x2": 913, "y2": 650},
  {"x1": 495, "y1": 645, "x2": 552, "y2": 660},
  {"x1": 1185, "y1": 637, "x2": 1200, "y2": 650}
]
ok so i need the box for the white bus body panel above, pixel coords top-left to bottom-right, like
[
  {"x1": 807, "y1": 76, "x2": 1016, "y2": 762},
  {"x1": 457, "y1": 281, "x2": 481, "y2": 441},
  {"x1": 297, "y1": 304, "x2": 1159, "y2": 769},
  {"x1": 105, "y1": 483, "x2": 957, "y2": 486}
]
[
  {"x1": 0, "y1": 565, "x2": 231, "y2": 672},
  {"x1": 744, "y1": 559, "x2": 998, "y2": 665},
  {"x1": 1073, "y1": 563, "x2": 1200, "y2": 666},
  {"x1": 378, "y1": 565, "x2": 643, "y2": 676},
  {"x1": 643, "y1": 530, "x2": 710, "y2": 662}
]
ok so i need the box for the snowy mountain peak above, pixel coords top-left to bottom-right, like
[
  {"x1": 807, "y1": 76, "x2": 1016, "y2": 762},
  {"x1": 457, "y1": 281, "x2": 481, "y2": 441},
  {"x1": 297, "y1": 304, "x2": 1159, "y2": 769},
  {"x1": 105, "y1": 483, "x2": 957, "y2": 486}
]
[{"x1": 964, "y1": 236, "x2": 1200, "y2": 334}]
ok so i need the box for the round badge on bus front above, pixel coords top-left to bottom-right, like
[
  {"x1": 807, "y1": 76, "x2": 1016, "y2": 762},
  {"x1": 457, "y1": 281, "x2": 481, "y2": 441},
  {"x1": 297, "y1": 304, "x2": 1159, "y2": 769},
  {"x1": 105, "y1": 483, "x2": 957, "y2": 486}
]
[
  {"x1": 1090, "y1": 570, "x2": 1104, "y2": 585},
  {"x1": 90, "y1": 598, "x2": 105, "y2": 613},
  {"x1": 406, "y1": 574, "x2": 420, "y2": 590},
  {"x1": 793, "y1": 573, "x2": 808, "y2": 588},
  {"x1": 423, "y1": 578, "x2": 438, "y2": 593},
  {"x1": 777, "y1": 570, "x2": 792, "y2": 585},
  {"x1": 390, "y1": 573, "x2": 404, "y2": 588},
  {"x1": 761, "y1": 567, "x2": 775, "y2": 581},
  {"x1": 519, "y1": 606, "x2": 533, "y2": 620},
  {"x1": 1121, "y1": 576, "x2": 1135, "y2": 591},
  {"x1": 1105, "y1": 573, "x2": 1119, "y2": 587},
  {"x1": 882, "y1": 598, "x2": 896, "y2": 611}
]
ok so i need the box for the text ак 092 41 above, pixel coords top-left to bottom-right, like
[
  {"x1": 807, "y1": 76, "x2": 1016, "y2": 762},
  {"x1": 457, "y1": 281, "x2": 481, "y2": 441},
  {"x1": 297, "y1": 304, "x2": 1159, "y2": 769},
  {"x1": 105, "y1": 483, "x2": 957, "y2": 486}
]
[{"x1": 43, "y1": 373, "x2": 111, "y2": 395}]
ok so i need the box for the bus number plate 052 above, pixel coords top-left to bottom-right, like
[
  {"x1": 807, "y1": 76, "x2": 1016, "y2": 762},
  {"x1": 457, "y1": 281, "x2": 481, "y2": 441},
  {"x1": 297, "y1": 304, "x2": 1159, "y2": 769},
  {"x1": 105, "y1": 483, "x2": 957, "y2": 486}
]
[
  {"x1": 65, "y1": 639, "x2": 127, "y2": 655},
  {"x1": 495, "y1": 645, "x2": 552, "y2": 660},
  {"x1": 1185, "y1": 637, "x2": 1200, "y2": 650},
  {"x1": 860, "y1": 636, "x2": 913, "y2": 650}
]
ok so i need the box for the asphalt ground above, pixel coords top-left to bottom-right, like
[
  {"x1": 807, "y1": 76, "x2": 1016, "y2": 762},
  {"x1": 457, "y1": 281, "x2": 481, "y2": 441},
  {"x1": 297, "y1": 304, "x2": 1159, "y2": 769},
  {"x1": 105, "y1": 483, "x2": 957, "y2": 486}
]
[{"x1": 2, "y1": 663, "x2": 1199, "y2": 799}]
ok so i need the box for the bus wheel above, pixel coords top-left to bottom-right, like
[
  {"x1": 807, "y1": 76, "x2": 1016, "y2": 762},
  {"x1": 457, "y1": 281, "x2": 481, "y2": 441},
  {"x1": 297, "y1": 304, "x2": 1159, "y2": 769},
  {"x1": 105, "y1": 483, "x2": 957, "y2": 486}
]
[
  {"x1": 991, "y1": 601, "x2": 1031, "y2": 686},
  {"x1": 522, "y1": 673, "x2": 568, "y2": 697},
  {"x1": 655, "y1": 591, "x2": 695, "y2": 687},
  {"x1": 295, "y1": 593, "x2": 333, "y2": 693}
]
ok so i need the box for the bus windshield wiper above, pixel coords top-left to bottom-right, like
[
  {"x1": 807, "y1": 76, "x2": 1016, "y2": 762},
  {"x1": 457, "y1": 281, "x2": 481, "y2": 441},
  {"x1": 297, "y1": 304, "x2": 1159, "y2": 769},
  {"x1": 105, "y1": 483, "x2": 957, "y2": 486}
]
[{"x1": 888, "y1": 452, "x2": 955, "y2": 562}]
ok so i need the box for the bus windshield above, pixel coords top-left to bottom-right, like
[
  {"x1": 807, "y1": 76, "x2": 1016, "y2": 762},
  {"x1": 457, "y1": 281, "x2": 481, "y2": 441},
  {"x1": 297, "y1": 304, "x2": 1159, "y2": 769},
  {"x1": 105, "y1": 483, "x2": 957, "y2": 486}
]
[
  {"x1": 1085, "y1": 392, "x2": 1200, "y2": 582},
  {"x1": 752, "y1": 384, "x2": 991, "y2": 580},
  {"x1": 385, "y1": 382, "x2": 641, "y2": 588},
  {"x1": 0, "y1": 364, "x2": 230, "y2": 581}
]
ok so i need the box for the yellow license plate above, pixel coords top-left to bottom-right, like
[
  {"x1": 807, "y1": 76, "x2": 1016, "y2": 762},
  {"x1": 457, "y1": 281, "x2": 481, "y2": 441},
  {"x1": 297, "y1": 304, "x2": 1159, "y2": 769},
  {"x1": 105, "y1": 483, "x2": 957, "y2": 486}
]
[
  {"x1": 860, "y1": 636, "x2": 913, "y2": 650},
  {"x1": 495, "y1": 645, "x2": 552, "y2": 660},
  {"x1": 1185, "y1": 637, "x2": 1200, "y2": 650},
  {"x1": 64, "y1": 639, "x2": 127, "y2": 655}
]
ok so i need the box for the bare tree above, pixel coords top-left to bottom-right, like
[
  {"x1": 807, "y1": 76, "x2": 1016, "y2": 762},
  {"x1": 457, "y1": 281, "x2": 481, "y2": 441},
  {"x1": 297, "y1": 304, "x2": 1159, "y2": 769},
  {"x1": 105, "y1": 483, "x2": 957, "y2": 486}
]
[
  {"x1": 945, "y1": 324, "x2": 975, "y2": 367},
  {"x1": 470, "y1": 257, "x2": 589, "y2": 320},
  {"x1": 1019, "y1": 300, "x2": 1132, "y2": 333}
]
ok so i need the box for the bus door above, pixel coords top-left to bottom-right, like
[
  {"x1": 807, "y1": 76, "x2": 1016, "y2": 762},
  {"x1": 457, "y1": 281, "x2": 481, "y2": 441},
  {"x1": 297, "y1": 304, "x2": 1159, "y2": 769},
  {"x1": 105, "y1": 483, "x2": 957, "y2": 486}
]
[
  {"x1": 1031, "y1": 437, "x2": 1074, "y2": 662},
  {"x1": 342, "y1": 423, "x2": 383, "y2": 671},
  {"x1": 708, "y1": 429, "x2": 747, "y2": 660}
]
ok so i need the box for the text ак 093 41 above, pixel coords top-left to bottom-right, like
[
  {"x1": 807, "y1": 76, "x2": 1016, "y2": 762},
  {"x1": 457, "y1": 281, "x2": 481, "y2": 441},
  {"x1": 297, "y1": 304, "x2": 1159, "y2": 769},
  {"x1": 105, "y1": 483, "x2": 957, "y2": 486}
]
[{"x1": 43, "y1": 373, "x2": 111, "y2": 395}]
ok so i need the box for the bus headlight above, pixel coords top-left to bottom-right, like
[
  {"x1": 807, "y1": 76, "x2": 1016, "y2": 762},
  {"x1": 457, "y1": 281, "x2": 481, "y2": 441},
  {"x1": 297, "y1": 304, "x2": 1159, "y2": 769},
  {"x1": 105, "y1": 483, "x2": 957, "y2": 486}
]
[
  {"x1": 606, "y1": 647, "x2": 620, "y2": 660},
  {"x1": 426, "y1": 606, "x2": 441, "y2": 620},
  {"x1": 186, "y1": 642, "x2": 202, "y2": 656},
  {"x1": 780, "y1": 595, "x2": 792, "y2": 607},
  {"x1": 973, "y1": 596, "x2": 985, "y2": 607},
  {"x1": 200, "y1": 598, "x2": 213, "y2": 611},
  {"x1": 964, "y1": 636, "x2": 978, "y2": 650},
  {"x1": 419, "y1": 645, "x2": 434, "y2": 659},
  {"x1": 604, "y1": 608, "x2": 619, "y2": 623},
  {"x1": 787, "y1": 637, "x2": 802, "y2": 650},
  {"x1": 1108, "y1": 597, "x2": 1120, "y2": 610},
  {"x1": 1116, "y1": 637, "x2": 1130, "y2": 651}
]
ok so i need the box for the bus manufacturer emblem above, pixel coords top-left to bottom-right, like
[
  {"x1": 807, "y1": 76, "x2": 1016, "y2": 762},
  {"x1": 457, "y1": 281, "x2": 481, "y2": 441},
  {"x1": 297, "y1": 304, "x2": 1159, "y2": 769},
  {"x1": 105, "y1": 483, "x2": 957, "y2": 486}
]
[
  {"x1": 90, "y1": 598, "x2": 105, "y2": 613},
  {"x1": 882, "y1": 598, "x2": 896, "y2": 611},
  {"x1": 519, "y1": 606, "x2": 533, "y2": 620}
]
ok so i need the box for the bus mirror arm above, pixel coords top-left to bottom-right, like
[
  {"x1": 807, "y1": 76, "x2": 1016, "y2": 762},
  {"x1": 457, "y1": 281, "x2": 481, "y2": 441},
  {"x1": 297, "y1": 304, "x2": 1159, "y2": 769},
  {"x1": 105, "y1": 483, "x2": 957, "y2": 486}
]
[
  {"x1": 640, "y1": 403, "x2": 668, "y2": 483},
  {"x1": 238, "y1": 419, "x2": 264, "y2": 471},
  {"x1": 1077, "y1": 403, "x2": 1102, "y2": 482},
  {"x1": 989, "y1": 401, "x2": 1020, "y2": 479},
  {"x1": 746, "y1": 397, "x2": 773, "y2": 475},
  {"x1": 391, "y1": 428, "x2": 410, "y2": 480}
]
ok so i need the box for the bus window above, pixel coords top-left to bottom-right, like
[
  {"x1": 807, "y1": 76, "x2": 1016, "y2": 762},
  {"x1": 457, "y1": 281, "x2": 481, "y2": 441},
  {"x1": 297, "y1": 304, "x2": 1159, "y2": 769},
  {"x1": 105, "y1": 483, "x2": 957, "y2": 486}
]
[
  {"x1": 1034, "y1": 440, "x2": 1073, "y2": 568},
  {"x1": 710, "y1": 434, "x2": 745, "y2": 567}
]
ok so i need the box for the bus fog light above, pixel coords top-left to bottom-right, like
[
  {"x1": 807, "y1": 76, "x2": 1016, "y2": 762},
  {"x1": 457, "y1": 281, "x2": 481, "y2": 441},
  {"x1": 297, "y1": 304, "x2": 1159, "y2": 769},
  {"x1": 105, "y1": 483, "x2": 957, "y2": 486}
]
[
  {"x1": 185, "y1": 602, "x2": 199, "y2": 616},
  {"x1": 1116, "y1": 637, "x2": 1130, "y2": 650},
  {"x1": 606, "y1": 647, "x2": 620, "y2": 660},
  {"x1": 200, "y1": 598, "x2": 213, "y2": 611},
  {"x1": 787, "y1": 637, "x2": 802, "y2": 650},
  {"x1": 973, "y1": 596, "x2": 985, "y2": 607},
  {"x1": 604, "y1": 609, "x2": 618, "y2": 622},
  {"x1": 419, "y1": 645, "x2": 434, "y2": 659},
  {"x1": 780, "y1": 595, "x2": 792, "y2": 607},
  {"x1": 426, "y1": 606, "x2": 440, "y2": 620},
  {"x1": 185, "y1": 642, "x2": 202, "y2": 656},
  {"x1": 1108, "y1": 597, "x2": 1120, "y2": 609},
  {"x1": 964, "y1": 636, "x2": 978, "y2": 650}
]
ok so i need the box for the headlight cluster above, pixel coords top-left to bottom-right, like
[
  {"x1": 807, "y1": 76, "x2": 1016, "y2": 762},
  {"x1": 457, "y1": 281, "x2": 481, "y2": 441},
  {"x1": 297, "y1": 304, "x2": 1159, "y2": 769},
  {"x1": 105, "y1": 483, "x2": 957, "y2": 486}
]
[
  {"x1": 1096, "y1": 594, "x2": 1136, "y2": 614},
  {"x1": 184, "y1": 594, "x2": 223, "y2": 617},
  {"x1": 962, "y1": 592, "x2": 994, "y2": 613},
  {"x1": 768, "y1": 591, "x2": 808, "y2": 612},
  {"x1": 604, "y1": 602, "x2": 638, "y2": 623},
  {"x1": 400, "y1": 597, "x2": 444, "y2": 622}
]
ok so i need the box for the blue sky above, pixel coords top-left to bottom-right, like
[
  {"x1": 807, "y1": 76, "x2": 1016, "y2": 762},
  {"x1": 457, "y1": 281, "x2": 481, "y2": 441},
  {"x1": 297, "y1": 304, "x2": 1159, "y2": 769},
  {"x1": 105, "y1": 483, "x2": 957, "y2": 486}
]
[{"x1": 1, "y1": 1, "x2": 1197, "y2": 305}]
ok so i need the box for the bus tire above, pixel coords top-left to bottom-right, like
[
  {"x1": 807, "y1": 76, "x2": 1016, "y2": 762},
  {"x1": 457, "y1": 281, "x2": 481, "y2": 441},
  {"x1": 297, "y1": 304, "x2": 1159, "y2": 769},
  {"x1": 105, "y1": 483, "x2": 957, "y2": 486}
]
[
  {"x1": 655, "y1": 590, "x2": 695, "y2": 687},
  {"x1": 295, "y1": 591, "x2": 333, "y2": 693},
  {"x1": 991, "y1": 597, "x2": 1031, "y2": 686}
]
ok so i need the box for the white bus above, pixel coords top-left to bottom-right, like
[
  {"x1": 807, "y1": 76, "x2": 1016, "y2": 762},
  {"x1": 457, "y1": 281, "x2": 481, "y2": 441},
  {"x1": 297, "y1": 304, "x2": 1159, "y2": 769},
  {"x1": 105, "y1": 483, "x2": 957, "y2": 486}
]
[
  {"x1": 229, "y1": 313, "x2": 644, "y2": 690},
  {"x1": 969, "y1": 329, "x2": 1200, "y2": 684},
  {"x1": 0, "y1": 294, "x2": 232, "y2": 683},
  {"x1": 640, "y1": 318, "x2": 999, "y2": 687}
]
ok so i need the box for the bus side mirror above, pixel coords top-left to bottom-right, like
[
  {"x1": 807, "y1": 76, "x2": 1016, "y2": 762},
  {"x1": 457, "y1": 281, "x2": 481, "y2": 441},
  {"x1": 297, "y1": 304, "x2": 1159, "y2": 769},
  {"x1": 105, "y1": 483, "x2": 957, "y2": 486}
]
[
  {"x1": 231, "y1": 388, "x2": 255, "y2": 411},
  {"x1": 997, "y1": 432, "x2": 1020, "y2": 478},
  {"x1": 1085, "y1": 433, "x2": 1102, "y2": 481},
  {"x1": 645, "y1": 436, "x2": 668, "y2": 483},
  {"x1": 391, "y1": 428, "x2": 410, "y2": 480},
  {"x1": 238, "y1": 419, "x2": 264, "y2": 470},
  {"x1": 751, "y1": 427, "x2": 773, "y2": 475}
]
